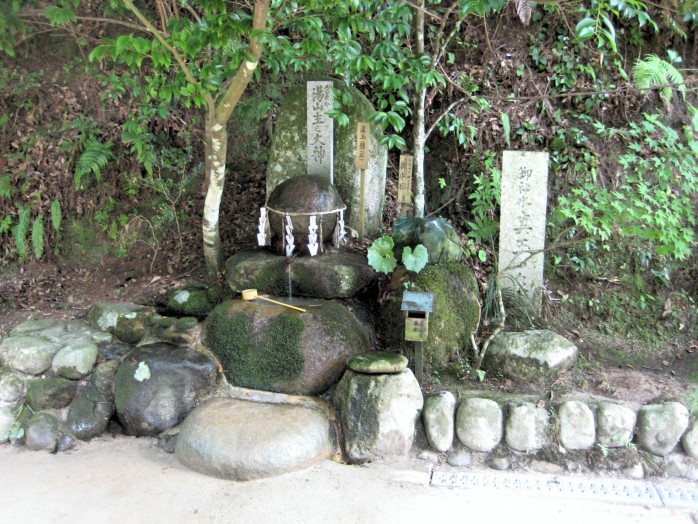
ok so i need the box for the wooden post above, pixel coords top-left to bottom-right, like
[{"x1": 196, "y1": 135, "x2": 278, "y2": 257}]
[
  {"x1": 398, "y1": 155, "x2": 413, "y2": 216},
  {"x1": 415, "y1": 341, "x2": 424, "y2": 384},
  {"x1": 356, "y1": 122, "x2": 370, "y2": 242}
]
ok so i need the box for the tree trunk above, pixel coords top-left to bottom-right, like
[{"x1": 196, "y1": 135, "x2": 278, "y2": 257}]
[
  {"x1": 413, "y1": 0, "x2": 426, "y2": 218},
  {"x1": 202, "y1": 115, "x2": 228, "y2": 274}
]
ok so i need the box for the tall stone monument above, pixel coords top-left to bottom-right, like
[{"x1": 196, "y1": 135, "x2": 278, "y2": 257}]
[
  {"x1": 306, "y1": 81, "x2": 334, "y2": 183},
  {"x1": 497, "y1": 151, "x2": 549, "y2": 313}
]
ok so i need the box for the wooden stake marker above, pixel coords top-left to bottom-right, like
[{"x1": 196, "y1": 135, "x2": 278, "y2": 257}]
[
  {"x1": 398, "y1": 154, "x2": 413, "y2": 216},
  {"x1": 356, "y1": 122, "x2": 370, "y2": 241}
]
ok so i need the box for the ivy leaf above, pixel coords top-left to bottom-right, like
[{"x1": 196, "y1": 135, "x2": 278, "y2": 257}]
[
  {"x1": 402, "y1": 244, "x2": 428, "y2": 273},
  {"x1": 367, "y1": 236, "x2": 397, "y2": 274}
]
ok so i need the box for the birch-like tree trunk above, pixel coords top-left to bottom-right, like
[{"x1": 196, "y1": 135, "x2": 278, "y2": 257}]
[{"x1": 412, "y1": 0, "x2": 427, "y2": 218}]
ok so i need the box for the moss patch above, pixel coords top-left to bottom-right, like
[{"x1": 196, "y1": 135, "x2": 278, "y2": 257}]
[
  {"x1": 205, "y1": 303, "x2": 305, "y2": 390},
  {"x1": 380, "y1": 262, "x2": 481, "y2": 368}
]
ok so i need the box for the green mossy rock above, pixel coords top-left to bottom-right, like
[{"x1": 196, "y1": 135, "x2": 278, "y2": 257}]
[
  {"x1": 392, "y1": 217, "x2": 463, "y2": 264},
  {"x1": 225, "y1": 250, "x2": 377, "y2": 299},
  {"x1": 266, "y1": 79, "x2": 387, "y2": 237},
  {"x1": 88, "y1": 303, "x2": 156, "y2": 344},
  {"x1": 26, "y1": 377, "x2": 77, "y2": 411},
  {"x1": 204, "y1": 298, "x2": 370, "y2": 395},
  {"x1": 347, "y1": 352, "x2": 408, "y2": 374},
  {"x1": 380, "y1": 262, "x2": 481, "y2": 368},
  {"x1": 164, "y1": 284, "x2": 223, "y2": 319}
]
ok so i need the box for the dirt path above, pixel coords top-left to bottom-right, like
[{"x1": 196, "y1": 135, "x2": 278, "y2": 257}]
[{"x1": 0, "y1": 435, "x2": 694, "y2": 524}]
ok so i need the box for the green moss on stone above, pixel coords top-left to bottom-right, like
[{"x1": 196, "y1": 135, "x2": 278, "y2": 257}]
[
  {"x1": 380, "y1": 262, "x2": 480, "y2": 368},
  {"x1": 204, "y1": 303, "x2": 305, "y2": 390}
]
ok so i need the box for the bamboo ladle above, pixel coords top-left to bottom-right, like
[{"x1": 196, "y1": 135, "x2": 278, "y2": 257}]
[{"x1": 241, "y1": 289, "x2": 306, "y2": 313}]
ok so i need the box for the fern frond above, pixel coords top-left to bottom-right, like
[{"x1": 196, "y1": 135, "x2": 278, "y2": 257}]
[
  {"x1": 0, "y1": 175, "x2": 14, "y2": 199},
  {"x1": 32, "y1": 215, "x2": 44, "y2": 260},
  {"x1": 74, "y1": 139, "x2": 114, "y2": 190},
  {"x1": 13, "y1": 206, "x2": 31, "y2": 262},
  {"x1": 515, "y1": 0, "x2": 532, "y2": 25},
  {"x1": 633, "y1": 54, "x2": 686, "y2": 107},
  {"x1": 50, "y1": 200, "x2": 62, "y2": 232}
]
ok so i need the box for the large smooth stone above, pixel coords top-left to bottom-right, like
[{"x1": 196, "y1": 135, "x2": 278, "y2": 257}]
[
  {"x1": 333, "y1": 369, "x2": 423, "y2": 464},
  {"x1": 0, "y1": 336, "x2": 61, "y2": 375},
  {"x1": 558, "y1": 400, "x2": 595, "y2": 450},
  {"x1": 26, "y1": 377, "x2": 76, "y2": 411},
  {"x1": 114, "y1": 343, "x2": 217, "y2": 437},
  {"x1": 225, "y1": 250, "x2": 376, "y2": 299},
  {"x1": 455, "y1": 398, "x2": 503, "y2": 453},
  {"x1": 67, "y1": 360, "x2": 119, "y2": 441},
  {"x1": 51, "y1": 341, "x2": 99, "y2": 380},
  {"x1": 0, "y1": 369, "x2": 25, "y2": 408},
  {"x1": 596, "y1": 402, "x2": 636, "y2": 448},
  {"x1": 347, "y1": 352, "x2": 408, "y2": 374},
  {"x1": 88, "y1": 303, "x2": 156, "y2": 344},
  {"x1": 505, "y1": 402, "x2": 550, "y2": 452},
  {"x1": 204, "y1": 299, "x2": 370, "y2": 395},
  {"x1": 176, "y1": 397, "x2": 333, "y2": 480},
  {"x1": 483, "y1": 330, "x2": 578, "y2": 383},
  {"x1": 423, "y1": 391, "x2": 456, "y2": 452},
  {"x1": 24, "y1": 411, "x2": 75, "y2": 452},
  {"x1": 636, "y1": 402, "x2": 690, "y2": 456}
]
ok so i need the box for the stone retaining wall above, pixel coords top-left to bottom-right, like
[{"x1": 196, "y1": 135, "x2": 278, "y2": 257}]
[{"x1": 420, "y1": 390, "x2": 698, "y2": 480}]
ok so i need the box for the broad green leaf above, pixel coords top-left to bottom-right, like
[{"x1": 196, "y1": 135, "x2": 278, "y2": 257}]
[
  {"x1": 367, "y1": 236, "x2": 397, "y2": 274},
  {"x1": 575, "y1": 17, "x2": 596, "y2": 41},
  {"x1": 402, "y1": 244, "x2": 428, "y2": 273}
]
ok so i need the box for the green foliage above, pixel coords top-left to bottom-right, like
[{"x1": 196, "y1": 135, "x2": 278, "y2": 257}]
[
  {"x1": 0, "y1": 174, "x2": 13, "y2": 198},
  {"x1": 12, "y1": 206, "x2": 30, "y2": 263},
  {"x1": 633, "y1": 54, "x2": 686, "y2": 107},
  {"x1": 554, "y1": 113, "x2": 697, "y2": 265},
  {"x1": 466, "y1": 153, "x2": 501, "y2": 246},
  {"x1": 402, "y1": 245, "x2": 429, "y2": 273},
  {"x1": 73, "y1": 138, "x2": 114, "y2": 190},
  {"x1": 367, "y1": 236, "x2": 430, "y2": 275},
  {"x1": 50, "y1": 200, "x2": 62, "y2": 233},
  {"x1": 367, "y1": 236, "x2": 397, "y2": 274},
  {"x1": 31, "y1": 214, "x2": 44, "y2": 260}
]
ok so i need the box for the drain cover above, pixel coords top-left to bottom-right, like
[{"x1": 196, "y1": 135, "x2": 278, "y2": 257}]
[{"x1": 430, "y1": 470, "x2": 697, "y2": 509}]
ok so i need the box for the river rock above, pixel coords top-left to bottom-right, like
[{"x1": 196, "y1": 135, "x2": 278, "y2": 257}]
[
  {"x1": 505, "y1": 402, "x2": 550, "y2": 452},
  {"x1": 391, "y1": 216, "x2": 463, "y2": 264},
  {"x1": 423, "y1": 391, "x2": 456, "y2": 452},
  {"x1": 162, "y1": 284, "x2": 223, "y2": 319},
  {"x1": 266, "y1": 81, "x2": 387, "y2": 237},
  {"x1": 204, "y1": 299, "x2": 370, "y2": 395},
  {"x1": 348, "y1": 352, "x2": 408, "y2": 374},
  {"x1": 0, "y1": 369, "x2": 25, "y2": 408},
  {"x1": 26, "y1": 377, "x2": 76, "y2": 411},
  {"x1": 67, "y1": 360, "x2": 119, "y2": 440},
  {"x1": 558, "y1": 400, "x2": 595, "y2": 450},
  {"x1": 483, "y1": 330, "x2": 578, "y2": 383},
  {"x1": 636, "y1": 402, "x2": 690, "y2": 456},
  {"x1": 456, "y1": 398, "x2": 503, "y2": 453},
  {"x1": 664, "y1": 453, "x2": 698, "y2": 481},
  {"x1": 225, "y1": 250, "x2": 376, "y2": 299},
  {"x1": 51, "y1": 341, "x2": 99, "y2": 380},
  {"x1": 333, "y1": 368, "x2": 423, "y2": 464},
  {"x1": 10, "y1": 319, "x2": 113, "y2": 346},
  {"x1": 114, "y1": 343, "x2": 217, "y2": 437},
  {"x1": 0, "y1": 336, "x2": 61, "y2": 375},
  {"x1": 176, "y1": 397, "x2": 333, "y2": 480},
  {"x1": 88, "y1": 303, "x2": 156, "y2": 344},
  {"x1": 682, "y1": 421, "x2": 698, "y2": 461},
  {"x1": 24, "y1": 411, "x2": 75, "y2": 452},
  {"x1": 596, "y1": 402, "x2": 636, "y2": 448}
]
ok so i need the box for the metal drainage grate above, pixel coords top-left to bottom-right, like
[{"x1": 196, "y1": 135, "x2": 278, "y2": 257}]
[{"x1": 430, "y1": 470, "x2": 698, "y2": 509}]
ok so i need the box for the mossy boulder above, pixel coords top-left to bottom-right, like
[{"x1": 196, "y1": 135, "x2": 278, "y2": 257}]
[
  {"x1": 163, "y1": 284, "x2": 223, "y2": 319},
  {"x1": 392, "y1": 217, "x2": 463, "y2": 264},
  {"x1": 266, "y1": 79, "x2": 387, "y2": 237},
  {"x1": 379, "y1": 262, "x2": 481, "y2": 368},
  {"x1": 225, "y1": 250, "x2": 377, "y2": 299},
  {"x1": 88, "y1": 303, "x2": 156, "y2": 344},
  {"x1": 204, "y1": 298, "x2": 371, "y2": 395},
  {"x1": 26, "y1": 377, "x2": 77, "y2": 411}
]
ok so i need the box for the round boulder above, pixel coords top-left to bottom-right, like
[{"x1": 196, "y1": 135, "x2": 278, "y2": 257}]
[
  {"x1": 176, "y1": 397, "x2": 333, "y2": 480},
  {"x1": 163, "y1": 284, "x2": 223, "y2": 319},
  {"x1": 483, "y1": 330, "x2": 578, "y2": 383},
  {"x1": 204, "y1": 299, "x2": 370, "y2": 395},
  {"x1": 0, "y1": 336, "x2": 61, "y2": 375},
  {"x1": 114, "y1": 343, "x2": 217, "y2": 437}
]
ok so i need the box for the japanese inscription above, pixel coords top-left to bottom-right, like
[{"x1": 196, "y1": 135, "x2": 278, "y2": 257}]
[
  {"x1": 398, "y1": 155, "x2": 413, "y2": 205},
  {"x1": 306, "y1": 81, "x2": 334, "y2": 183},
  {"x1": 497, "y1": 151, "x2": 549, "y2": 313},
  {"x1": 356, "y1": 122, "x2": 370, "y2": 169}
]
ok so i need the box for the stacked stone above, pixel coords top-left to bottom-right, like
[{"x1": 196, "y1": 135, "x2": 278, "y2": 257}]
[{"x1": 421, "y1": 394, "x2": 697, "y2": 479}]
